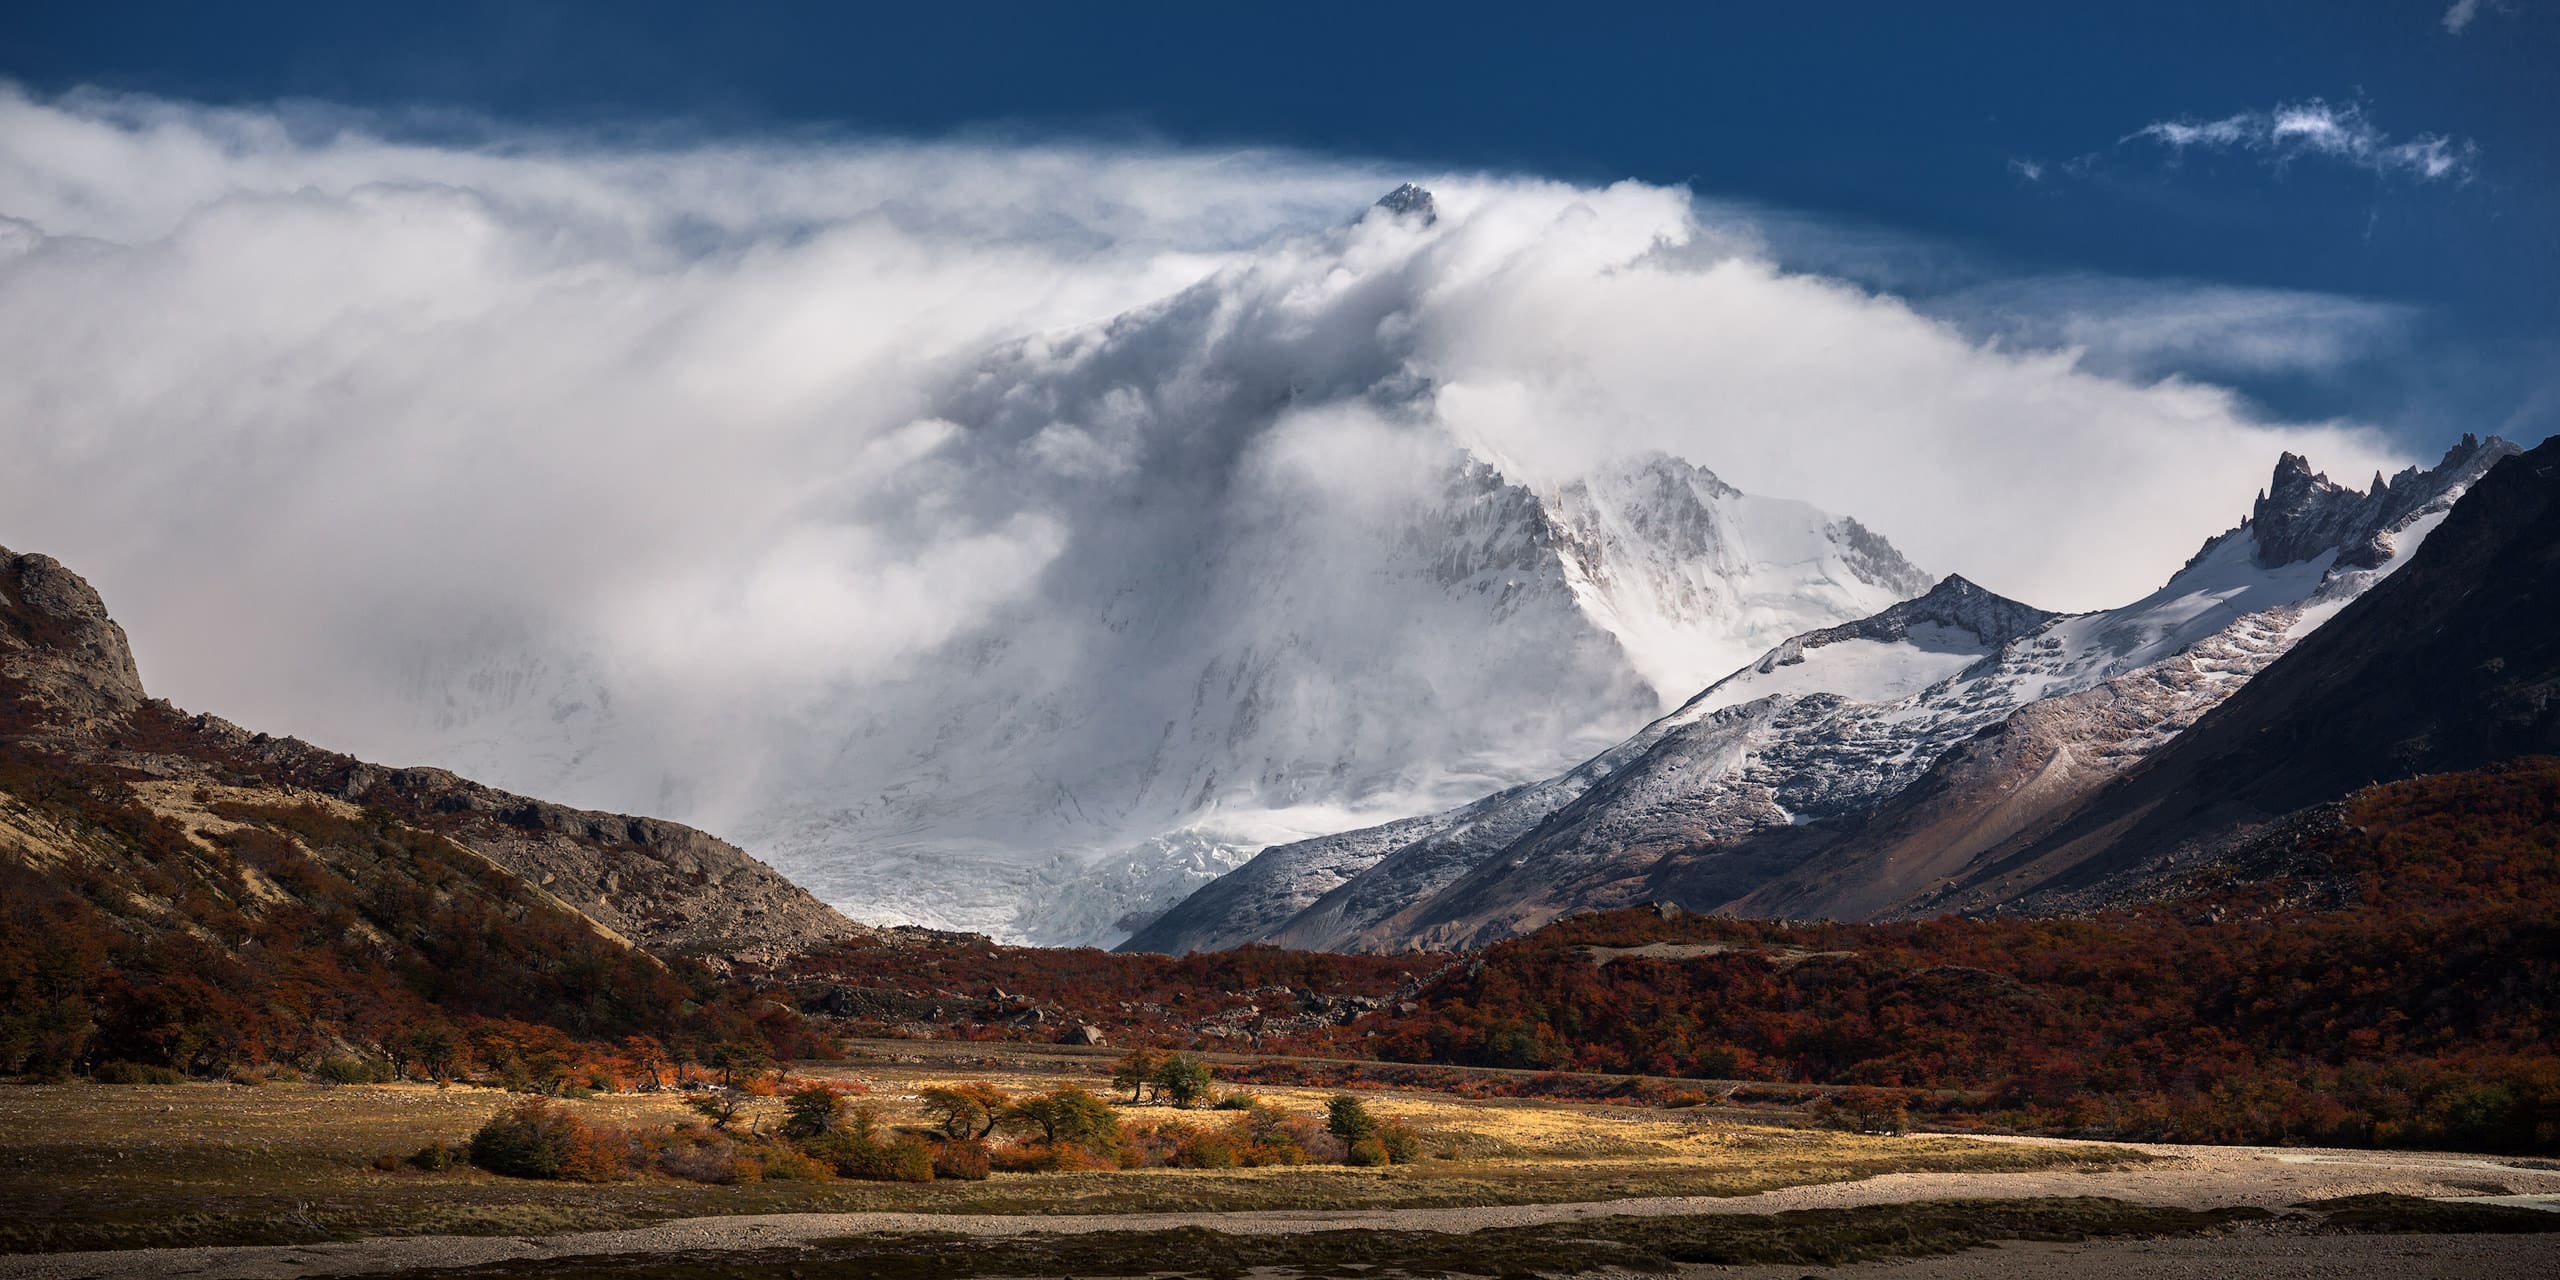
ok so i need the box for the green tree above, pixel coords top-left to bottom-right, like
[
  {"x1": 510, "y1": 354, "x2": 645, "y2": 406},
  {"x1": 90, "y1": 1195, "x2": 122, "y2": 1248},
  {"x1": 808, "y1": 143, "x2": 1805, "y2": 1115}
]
[
  {"x1": 1111, "y1": 1048, "x2": 1166, "y2": 1103},
  {"x1": 783, "y1": 1084, "x2": 849, "y2": 1139},
  {"x1": 469, "y1": 1100, "x2": 589, "y2": 1179},
  {"x1": 920, "y1": 1082, "x2": 1010, "y2": 1139},
  {"x1": 1002, "y1": 1086, "x2": 1123, "y2": 1158},
  {"x1": 413, "y1": 1020, "x2": 466, "y2": 1082},
  {"x1": 1153, "y1": 1053, "x2": 1215, "y2": 1108},
  {"x1": 709, "y1": 1041, "x2": 773, "y2": 1088},
  {"x1": 1325, "y1": 1094, "x2": 1377, "y2": 1146}
]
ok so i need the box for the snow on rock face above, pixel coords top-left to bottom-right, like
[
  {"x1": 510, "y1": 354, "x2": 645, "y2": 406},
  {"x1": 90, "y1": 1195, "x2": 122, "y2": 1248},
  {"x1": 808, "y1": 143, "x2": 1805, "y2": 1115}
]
[
  {"x1": 1549, "y1": 453, "x2": 1935, "y2": 699},
  {"x1": 1694, "y1": 574, "x2": 2056, "y2": 715},
  {"x1": 1159, "y1": 435, "x2": 2517, "y2": 953}
]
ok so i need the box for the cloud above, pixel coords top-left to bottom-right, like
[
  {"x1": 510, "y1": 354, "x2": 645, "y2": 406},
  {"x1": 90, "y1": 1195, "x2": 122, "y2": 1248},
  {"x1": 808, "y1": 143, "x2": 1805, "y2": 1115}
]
[
  {"x1": 0, "y1": 85, "x2": 2413, "y2": 896},
  {"x1": 1933, "y1": 276, "x2": 2413, "y2": 381},
  {"x1": 2129, "y1": 98, "x2": 2479, "y2": 182},
  {"x1": 2443, "y1": 0, "x2": 2526, "y2": 34},
  {"x1": 2007, "y1": 157, "x2": 2045, "y2": 183}
]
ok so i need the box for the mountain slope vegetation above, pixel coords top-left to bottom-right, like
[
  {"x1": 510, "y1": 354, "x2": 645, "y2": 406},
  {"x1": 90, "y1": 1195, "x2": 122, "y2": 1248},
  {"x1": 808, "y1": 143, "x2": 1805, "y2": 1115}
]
[{"x1": 0, "y1": 548, "x2": 845, "y2": 1080}]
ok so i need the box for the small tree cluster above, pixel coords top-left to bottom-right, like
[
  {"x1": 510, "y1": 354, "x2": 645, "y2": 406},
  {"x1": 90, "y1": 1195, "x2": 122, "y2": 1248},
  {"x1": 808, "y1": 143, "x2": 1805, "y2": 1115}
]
[
  {"x1": 1110, "y1": 1048, "x2": 1216, "y2": 1107},
  {"x1": 1324, "y1": 1094, "x2": 1420, "y2": 1166}
]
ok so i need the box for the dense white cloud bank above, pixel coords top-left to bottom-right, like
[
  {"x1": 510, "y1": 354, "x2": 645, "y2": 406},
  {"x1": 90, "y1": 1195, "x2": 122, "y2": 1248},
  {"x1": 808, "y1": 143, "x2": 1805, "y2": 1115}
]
[{"x1": 0, "y1": 86, "x2": 2413, "y2": 934}]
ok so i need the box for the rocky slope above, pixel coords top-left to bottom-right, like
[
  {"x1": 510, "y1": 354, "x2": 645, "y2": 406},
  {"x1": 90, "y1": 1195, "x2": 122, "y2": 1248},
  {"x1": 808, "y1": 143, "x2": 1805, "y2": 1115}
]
[
  {"x1": 2, "y1": 546, "x2": 857, "y2": 967},
  {"x1": 1134, "y1": 435, "x2": 2519, "y2": 952},
  {"x1": 1128, "y1": 573, "x2": 2054, "y2": 954}
]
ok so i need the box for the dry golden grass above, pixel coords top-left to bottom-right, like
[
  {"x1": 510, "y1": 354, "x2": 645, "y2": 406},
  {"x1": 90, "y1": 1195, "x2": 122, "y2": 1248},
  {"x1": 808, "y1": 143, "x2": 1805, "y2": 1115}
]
[{"x1": 0, "y1": 1062, "x2": 2135, "y2": 1254}]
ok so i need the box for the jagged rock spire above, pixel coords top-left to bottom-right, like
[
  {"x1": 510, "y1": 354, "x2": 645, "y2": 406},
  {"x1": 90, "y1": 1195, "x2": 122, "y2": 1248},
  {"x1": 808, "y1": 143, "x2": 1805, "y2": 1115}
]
[{"x1": 2246, "y1": 435, "x2": 2520, "y2": 570}]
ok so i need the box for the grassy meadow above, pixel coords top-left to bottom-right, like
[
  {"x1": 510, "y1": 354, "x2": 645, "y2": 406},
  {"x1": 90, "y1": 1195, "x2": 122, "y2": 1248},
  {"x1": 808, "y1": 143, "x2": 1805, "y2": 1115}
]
[{"x1": 0, "y1": 1046, "x2": 2135, "y2": 1253}]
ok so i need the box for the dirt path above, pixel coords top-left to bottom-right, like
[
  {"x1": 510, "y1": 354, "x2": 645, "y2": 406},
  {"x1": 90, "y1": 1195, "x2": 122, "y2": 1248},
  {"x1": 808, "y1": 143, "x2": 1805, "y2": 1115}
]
[{"x1": 6, "y1": 1137, "x2": 2557, "y2": 1280}]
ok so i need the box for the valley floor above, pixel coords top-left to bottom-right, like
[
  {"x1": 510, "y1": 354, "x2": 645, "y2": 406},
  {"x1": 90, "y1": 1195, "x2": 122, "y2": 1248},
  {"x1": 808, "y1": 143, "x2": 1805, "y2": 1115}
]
[
  {"x1": 3, "y1": 1072, "x2": 2556, "y2": 1279},
  {"x1": 2, "y1": 1137, "x2": 2554, "y2": 1279}
]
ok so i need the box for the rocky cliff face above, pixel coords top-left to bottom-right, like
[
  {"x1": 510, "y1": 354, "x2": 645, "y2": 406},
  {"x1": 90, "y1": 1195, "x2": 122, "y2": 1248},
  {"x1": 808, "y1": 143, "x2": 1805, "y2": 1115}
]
[
  {"x1": 0, "y1": 546, "x2": 857, "y2": 966},
  {"x1": 1, "y1": 549, "x2": 147, "y2": 729},
  {"x1": 2247, "y1": 436, "x2": 2505, "y2": 571}
]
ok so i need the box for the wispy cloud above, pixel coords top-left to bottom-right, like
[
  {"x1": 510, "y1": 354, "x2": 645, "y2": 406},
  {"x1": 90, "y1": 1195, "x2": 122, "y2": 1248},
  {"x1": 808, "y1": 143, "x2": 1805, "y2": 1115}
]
[
  {"x1": 2006, "y1": 157, "x2": 2045, "y2": 183},
  {"x1": 1934, "y1": 276, "x2": 2413, "y2": 381},
  {"x1": 2443, "y1": 0, "x2": 2525, "y2": 35},
  {"x1": 2129, "y1": 98, "x2": 2479, "y2": 182}
]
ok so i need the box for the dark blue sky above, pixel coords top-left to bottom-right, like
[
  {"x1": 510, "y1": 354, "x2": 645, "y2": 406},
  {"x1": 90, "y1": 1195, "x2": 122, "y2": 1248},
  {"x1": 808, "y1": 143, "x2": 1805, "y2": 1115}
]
[{"x1": 8, "y1": 1, "x2": 2553, "y2": 448}]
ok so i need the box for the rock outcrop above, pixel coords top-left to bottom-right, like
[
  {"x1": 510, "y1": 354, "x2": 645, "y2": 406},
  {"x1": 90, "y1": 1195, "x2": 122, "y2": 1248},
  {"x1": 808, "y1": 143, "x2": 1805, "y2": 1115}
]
[
  {"x1": 0, "y1": 545, "x2": 858, "y2": 966},
  {"x1": 1, "y1": 548, "x2": 148, "y2": 728}
]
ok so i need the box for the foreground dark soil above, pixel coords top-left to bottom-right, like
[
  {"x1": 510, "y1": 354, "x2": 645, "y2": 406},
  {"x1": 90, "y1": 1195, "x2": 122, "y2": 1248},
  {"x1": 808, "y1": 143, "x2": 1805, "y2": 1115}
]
[{"x1": 360, "y1": 1197, "x2": 2560, "y2": 1279}]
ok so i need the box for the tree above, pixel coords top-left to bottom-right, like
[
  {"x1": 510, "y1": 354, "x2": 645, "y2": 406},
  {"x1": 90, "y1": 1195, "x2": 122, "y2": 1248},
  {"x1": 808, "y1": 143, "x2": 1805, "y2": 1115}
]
[
  {"x1": 783, "y1": 1084, "x2": 849, "y2": 1139},
  {"x1": 470, "y1": 1100, "x2": 591, "y2": 1179},
  {"x1": 1111, "y1": 1048, "x2": 1167, "y2": 1103},
  {"x1": 1001, "y1": 1086, "x2": 1122, "y2": 1158},
  {"x1": 1326, "y1": 1094, "x2": 1377, "y2": 1145},
  {"x1": 410, "y1": 1022, "x2": 459, "y2": 1082},
  {"x1": 620, "y1": 1035, "x2": 671, "y2": 1090},
  {"x1": 920, "y1": 1082, "x2": 1011, "y2": 1140},
  {"x1": 686, "y1": 1090, "x2": 746, "y2": 1132},
  {"x1": 709, "y1": 1041, "x2": 773, "y2": 1088},
  {"x1": 1152, "y1": 1053, "x2": 1214, "y2": 1108},
  {"x1": 524, "y1": 1046, "x2": 572, "y2": 1095}
]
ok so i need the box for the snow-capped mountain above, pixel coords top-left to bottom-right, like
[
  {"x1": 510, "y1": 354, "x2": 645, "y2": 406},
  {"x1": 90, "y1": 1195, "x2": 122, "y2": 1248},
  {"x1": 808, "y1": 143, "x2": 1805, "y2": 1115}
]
[
  {"x1": 1122, "y1": 572, "x2": 2031, "y2": 955},
  {"x1": 739, "y1": 445, "x2": 1932, "y2": 946},
  {"x1": 395, "y1": 187, "x2": 1936, "y2": 946},
  {"x1": 1134, "y1": 435, "x2": 2516, "y2": 952}
]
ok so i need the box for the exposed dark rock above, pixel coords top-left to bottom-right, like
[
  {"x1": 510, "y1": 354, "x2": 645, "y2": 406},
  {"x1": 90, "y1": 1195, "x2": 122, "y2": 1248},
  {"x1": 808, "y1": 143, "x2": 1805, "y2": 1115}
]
[
  {"x1": 1373, "y1": 183, "x2": 1438, "y2": 223},
  {"x1": 2247, "y1": 434, "x2": 2516, "y2": 570}
]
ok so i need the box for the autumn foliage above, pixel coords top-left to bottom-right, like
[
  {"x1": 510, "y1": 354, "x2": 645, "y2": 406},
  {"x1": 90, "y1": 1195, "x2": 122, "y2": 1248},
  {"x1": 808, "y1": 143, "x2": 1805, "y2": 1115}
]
[
  {"x1": 1292, "y1": 760, "x2": 2560, "y2": 1153},
  {"x1": 0, "y1": 722, "x2": 823, "y2": 1085}
]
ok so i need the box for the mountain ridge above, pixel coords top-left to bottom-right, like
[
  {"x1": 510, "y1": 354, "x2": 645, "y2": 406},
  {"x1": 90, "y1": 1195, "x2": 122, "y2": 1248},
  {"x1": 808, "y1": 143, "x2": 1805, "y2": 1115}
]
[
  {"x1": 2, "y1": 544, "x2": 859, "y2": 968},
  {"x1": 1131, "y1": 434, "x2": 2519, "y2": 952}
]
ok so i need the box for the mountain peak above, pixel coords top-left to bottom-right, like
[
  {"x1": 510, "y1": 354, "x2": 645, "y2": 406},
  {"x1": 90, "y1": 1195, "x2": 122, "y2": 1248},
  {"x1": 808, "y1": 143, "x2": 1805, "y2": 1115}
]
[
  {"x1": 1374, "y1": 183, "x2": 1438, "y2": 223},
  {"x1": 2245, "y1": 435, "x2": 2519, "y2": 571},
  {"x1": 1756, "y1": 572, "x2": 2055, "y2": 668},
  {"x1": 1866, "y1": 573, "x2": 2053, "y2": 645}
]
